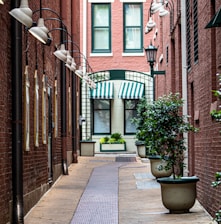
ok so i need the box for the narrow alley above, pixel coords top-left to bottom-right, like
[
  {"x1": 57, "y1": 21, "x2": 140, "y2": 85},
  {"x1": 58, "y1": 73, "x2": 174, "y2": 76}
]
[{"x1": 24, "y1": 155, "x2": 214, "y2": 224}]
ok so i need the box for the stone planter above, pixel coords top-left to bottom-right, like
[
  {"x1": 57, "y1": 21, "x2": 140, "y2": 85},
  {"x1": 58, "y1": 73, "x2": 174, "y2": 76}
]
[
  {"x1": 80, "y1": 141, "x2": 96, "y2": 156},
  {"x1": 100, "y1": 143, "x2": 126, "y2": 152},
  {"x1": 148, "y1": 155, "x2": 173, "y2": 178},
  {"x1": 157, "y1": 176, "x2": 199, "y2": 214},
  {"x1": 135, "y1": 141, "x2": 146, "y2": 158}
]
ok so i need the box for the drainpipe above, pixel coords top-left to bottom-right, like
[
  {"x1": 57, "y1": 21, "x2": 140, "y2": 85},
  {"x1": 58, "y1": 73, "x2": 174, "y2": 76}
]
[
  {"x1": 60, "y1": 0, "x2": 68, "y2": 175},
  {"x1": 11, "y1": 0, "x2": 24, "y2": 223},
  {"x1": 71, "y1": 0, "x2": 78, "y2": 163},
  {"x1": 181, "y1": 1, "x2": 188, "y2": 176}
]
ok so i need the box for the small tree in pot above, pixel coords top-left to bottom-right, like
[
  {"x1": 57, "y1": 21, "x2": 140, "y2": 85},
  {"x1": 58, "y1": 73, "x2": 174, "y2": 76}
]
[
  {"x1": 134, "y1": 93, "x2": 199, "y2": 213},
  {"x1": 152, "y1": 93, "x2": 199, "y2": 213}
]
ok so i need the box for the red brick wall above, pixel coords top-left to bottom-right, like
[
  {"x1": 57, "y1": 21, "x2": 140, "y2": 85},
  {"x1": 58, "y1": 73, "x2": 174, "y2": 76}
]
[
  {"x1": 0, "y1": 2, "x2": 13, "y2": 222},
  {"x1": 0, "y1": 1, "x2": 80, "y2": 223},
  {"x1": 85, "y1": 1, "x2": 152, "y2": 73},
  {"x1": 187, "y1": 0, "x2": 221, "y2": 217},
  {"x1": 151, "y1": 0, "x2": 221, "y2": 218}
]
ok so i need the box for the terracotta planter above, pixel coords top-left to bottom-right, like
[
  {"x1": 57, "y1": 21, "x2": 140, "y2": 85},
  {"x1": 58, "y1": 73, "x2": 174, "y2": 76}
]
[
  {"x1": 157, "y1": 176, "x2": 199, "y2": 214},
  {"x1": 148, "y1": 155, "x2": 173, "y2": 178}
]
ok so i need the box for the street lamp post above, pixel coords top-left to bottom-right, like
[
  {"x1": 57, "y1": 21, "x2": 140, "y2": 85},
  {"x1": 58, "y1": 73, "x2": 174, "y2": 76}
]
[
  {"x1": 145, "y1": 42, "x2": 165, "y2": 101},
  {"x1": 145, "y1": 42, "x2": 158, "y2": 101}
]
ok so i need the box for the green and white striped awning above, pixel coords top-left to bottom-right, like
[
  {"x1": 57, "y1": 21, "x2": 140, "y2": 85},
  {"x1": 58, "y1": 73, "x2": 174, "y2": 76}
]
[
  {"x1": 90, "y1": 81, "x2": 114, "y2": 99},
  {"x1": 118, "y1": 81, "x2": 144, "y2": 99}
]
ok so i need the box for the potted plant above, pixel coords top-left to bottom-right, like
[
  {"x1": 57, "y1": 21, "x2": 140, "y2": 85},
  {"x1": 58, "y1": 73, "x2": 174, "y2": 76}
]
[
  {"x1": 99, "y1": 132, "x2": 126, "y2": 152},
  {"x1": 80, "y1": 138, "x2": 96, "y2": 156},
  {"x1": 131, "y1": 98, "x2": 148, "y2": 158},
  {"x1": 132, "y1": 97, "x2": 173, "y2": 178},
  {"x1": 146, "y1": 93, "x2": 199, "y2": 213}
]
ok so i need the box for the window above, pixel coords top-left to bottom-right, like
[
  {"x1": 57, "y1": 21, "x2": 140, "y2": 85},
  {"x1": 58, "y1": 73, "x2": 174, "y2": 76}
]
[
  {"x1": 93, "y1": 100, "x2": 111, "y2": 134},
  {"x1": 92, "y1": 3, "x2": 111, "y2": 53},
  {"x1": 123, "y1": 3, "x2": 143, "y2": 53},
  {"x1": 186, "y1": 0, "x2": 191, "y2": 70},
  {"x1": 193, "y1": 0, "x2": 198, "y2": 63},
  {"x1": 124, "y1": 100, "x2": 138, "y2": 134}
]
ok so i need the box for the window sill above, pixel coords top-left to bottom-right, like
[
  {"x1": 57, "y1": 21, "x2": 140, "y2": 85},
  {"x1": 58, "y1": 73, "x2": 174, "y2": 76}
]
[
  {"x1": 90, "y1": 53, "x2": 113, "y2": 57},
  {"x1": 122, "y1": 52, "x2": 145, "y2": 57}
]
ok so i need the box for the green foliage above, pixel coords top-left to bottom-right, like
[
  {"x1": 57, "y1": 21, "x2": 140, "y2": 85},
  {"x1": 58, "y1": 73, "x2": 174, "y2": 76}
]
[
  {"x1": 99, "y1": 136, "x2": 109, "y2": 144},
  {"x1": 212, "y1": 172, "x2": 221, "y2": 223},
  {"x1": 211, "y1": 74, "x2": 221, "y2": 223},
  {"x1": 99, "y1": 133, "x2": 125, "y2": 144},
  {"x1": 132, "y1": 93, "x2": 198, "y2": 179},
  {"x1": 110, "y1": 132, "x2": 122, "y2": 141}
]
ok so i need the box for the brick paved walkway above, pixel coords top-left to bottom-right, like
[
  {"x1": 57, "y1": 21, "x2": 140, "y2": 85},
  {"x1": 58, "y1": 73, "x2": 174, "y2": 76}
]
[{"x1": 70, "y1": 163, "x2": 121, "y2": 224}]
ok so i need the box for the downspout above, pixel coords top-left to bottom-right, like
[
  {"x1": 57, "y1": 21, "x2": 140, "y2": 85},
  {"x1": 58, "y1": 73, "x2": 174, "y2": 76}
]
[
  {"x1": 71, "y1": 0, "x2": 78, "y2": 163},
  {"x1": 60, "y1": 0, "x2": 68, "y2": 175},
  {"x1": 83, "y1": 0, "x2": 87, "y2": 73},
  {"x1": 181, "y1": 1, "x2": 188, "y2": 176},
  {"x1": 11, "y1": 0, "x2": 24, "y2": 223}
]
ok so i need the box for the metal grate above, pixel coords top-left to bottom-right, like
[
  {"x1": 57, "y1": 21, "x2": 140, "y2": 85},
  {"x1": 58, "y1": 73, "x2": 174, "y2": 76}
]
[{"x1": 115, "y1": 157, "x2": 136, "y2": 162}]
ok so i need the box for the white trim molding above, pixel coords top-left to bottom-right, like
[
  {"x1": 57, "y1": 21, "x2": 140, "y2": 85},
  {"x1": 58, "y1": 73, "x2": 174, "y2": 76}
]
[
  {"x1": 88, "y1": 0, "x2": 114, "y2": 2},
  {"x1": 120, "y1": 0, "x2": 146, "y2": 2}
]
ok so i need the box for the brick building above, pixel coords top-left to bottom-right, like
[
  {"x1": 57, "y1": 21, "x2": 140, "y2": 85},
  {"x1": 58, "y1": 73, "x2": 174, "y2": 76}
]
[
  {"x1": 1, "y1": 0, "x2": 221, "y2": 223},
  {"x1": 0, "y1": 0, "x2": 82, "y2": 223},
  {"x1": 79, "y1": 0, "x2": 153, "y2": 152},
  {"x1": 142, "y1": 0, "x2": 221, "y2": 219},
  {"x1": 80, "y1": 0, "x2": 221, "y2": 220}
]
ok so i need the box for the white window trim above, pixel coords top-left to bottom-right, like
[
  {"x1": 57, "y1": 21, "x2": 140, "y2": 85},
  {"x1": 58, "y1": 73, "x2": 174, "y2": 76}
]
[
  {"x1": 122, "y1": 52, "x2": 145, "y2": 57},
  {"x1": 88, "y1": 0, "x2": 114, "y2": 2},
  {"x1": 90, "y1": 53, "x2": 113, "y2": 57},
  {"x1": 120, "y1": 0, "x2": 146, "y2": 2}
]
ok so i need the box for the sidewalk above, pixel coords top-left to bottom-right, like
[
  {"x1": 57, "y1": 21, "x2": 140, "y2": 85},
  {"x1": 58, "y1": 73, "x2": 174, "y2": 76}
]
[{"x1": 24, "y1": 155, "x2": 214, "y2": 224}]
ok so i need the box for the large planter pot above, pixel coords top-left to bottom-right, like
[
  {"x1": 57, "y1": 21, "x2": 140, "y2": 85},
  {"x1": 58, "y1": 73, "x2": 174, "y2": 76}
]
[
  {"x1": 135, "y1": 141, "x2": 146, "y2": 158},
  {"x1": 148, "y1": 155, "x2": 173, "y2": 178},
  {"x1": 100, "y1": 143, "x2": 126, "y2": 152},
  {"x1": 80, "y1": 141, "x2": 96, "y2": 156},
  {"x1": 157, "y1": 176, "x2": 199, "y2": 214}
]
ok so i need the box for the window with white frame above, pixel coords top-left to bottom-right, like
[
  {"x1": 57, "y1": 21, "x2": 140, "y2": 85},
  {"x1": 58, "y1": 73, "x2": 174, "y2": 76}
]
[
  {"x1": 91, "y1": 3, "x2": 111, "y2": 53},
  {"x1": 123, "y1": 3, "x2": 143, "y2": 53},
  {"x1": 93, "y1": 100, "x2": 111, "y2": 134}
]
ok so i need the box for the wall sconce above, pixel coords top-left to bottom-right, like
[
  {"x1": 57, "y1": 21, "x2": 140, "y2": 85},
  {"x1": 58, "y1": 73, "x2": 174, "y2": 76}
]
[
  {"x1": 9, "y1": 0, "x2": 33, "y2": 28},
  {"x1": 151, "y1": 0, "x2": 163, "y2": 14},
  {"x1": 0, "y1": 0, "x2": 4, "y2": 5},
  {"x1": 146, "y1": 17, "x2": 156, "y2": 29},
  {"x1": 28, "y1": 18, "x2": 49, "y2": 44}
]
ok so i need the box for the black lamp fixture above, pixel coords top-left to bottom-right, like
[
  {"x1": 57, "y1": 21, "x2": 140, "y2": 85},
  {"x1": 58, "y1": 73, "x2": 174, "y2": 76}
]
[
  {"x1": 145, "y1": 42, "x2": 165, "y2": 101},
  {"x1": 145, "y1": 42, "x2": 158, "y2": 68}
]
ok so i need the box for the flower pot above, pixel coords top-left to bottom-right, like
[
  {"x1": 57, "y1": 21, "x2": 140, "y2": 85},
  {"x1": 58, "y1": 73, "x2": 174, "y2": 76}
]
[
  {"x1": 157, "y1": 176, "x2": 199, "y2": 214},
  {"x1": 135, "y1": 141, "x2": 146, "y2": 158},
  {"x1": 80, "y1": 141, "x2": 96, "y2": 156},
  {"x1": 100, "y1": 143, "x2": 126, "y2": 152},
  {"x1": 148, "y1": 155, "x2": 173, "y2": 178}
]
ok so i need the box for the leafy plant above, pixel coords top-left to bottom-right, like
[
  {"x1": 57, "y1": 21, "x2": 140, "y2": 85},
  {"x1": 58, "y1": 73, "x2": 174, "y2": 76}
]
[
  {"x1": 212, "y1": 172, "x2": 221, "y2": 223},
  {"x1": 110, "y1": 132, "x2": 122, "y2": 141},
  {"x1": 99, "y1": 133, "x2": 125, "y2": 144},
  {"x1": 210, "y1": 73, "x2": 221, "y2": 223},
  {"x1": 133, "y1": 93, "x2": 198, "y2": 179}
]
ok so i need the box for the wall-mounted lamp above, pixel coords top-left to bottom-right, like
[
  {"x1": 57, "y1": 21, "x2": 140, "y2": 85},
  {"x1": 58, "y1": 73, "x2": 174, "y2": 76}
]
[
  {"x1": 0, "y1": 0, "x2": 4, "y2": 5},
  {"x1": 146, "y1": 17, "x2": 156, "y2": 29},
  {"x1": 151, "y1": 0, "x2": 163, "y2": 14},
  {"x1": 9, "y1": 0, "x2": 33, "y2": 28},
  {"x1": 28, "y1": 18, "x2": 49, "y2": 44}
]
